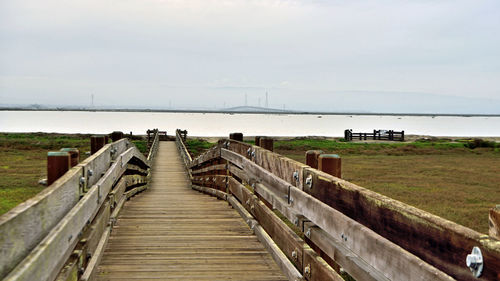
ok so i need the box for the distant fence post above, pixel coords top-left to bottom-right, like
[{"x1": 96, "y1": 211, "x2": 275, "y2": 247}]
[
  {"x1": 259, "y1": 137, "x2": 274, "y2": 152},
  {"x1": 111, "y1": 131, "x2": 124, "y2": 142},
  {"x1": 229, "y1": 133, "x2": 243, "y2": 141},
  {"x1": 401, "y1": 130, "x2": 405, "y2": 141},
  {"x1": 90, "y1": 135, "x2": 106, "y2": 155},
  {"x1": 344, "y1": 129, "x2": 352, "y2": 141},
  {"x1": 318, "y1": 154, "x2": 341, "y2": 178},
  {"x1": 60, "y1": 148, "x2": 79, "y2": 167},
  {"x1": 305, "y1": 150, "x2": 323, "y2": 169},
  {"x1": 47, "y1": 151, "x2": 71, "y2": 185},
  {"x1": 490, "y1": 206, "x2": 500, "y2": 240}
]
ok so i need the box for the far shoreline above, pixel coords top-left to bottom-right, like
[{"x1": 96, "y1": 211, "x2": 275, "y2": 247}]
[{"x1": 1, "y1": 107, "x2": 500, "y2": 118}]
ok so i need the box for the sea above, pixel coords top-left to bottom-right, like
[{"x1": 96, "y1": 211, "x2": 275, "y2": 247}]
[{"x1": 1, "y1": 110, "x2": 499, "y2": 137}]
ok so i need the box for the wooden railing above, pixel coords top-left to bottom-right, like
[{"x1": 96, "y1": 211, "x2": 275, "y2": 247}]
[
  {"x1": 176, "y1": 133, "x2": 500, "y2": 281},
  {"x1": 0, "y1": 133, "x2": 156, "y2": 281},
  {"x1": 176, "y1": 129, "x2": 192, "y2": 172},
  {"x1": 344, "y1": 129, "x2": 405, "y2": 141}
]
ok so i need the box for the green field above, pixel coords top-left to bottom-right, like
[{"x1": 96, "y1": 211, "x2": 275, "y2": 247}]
[
  {"x1": 1, "y1": 134, "x2": 499, "y2": 233},
  {"x1": 187, "y1": 137, "x2": 500, "y2": 233},
  {"x1": 0, "y1": 133, "x2": 146, "y2": 216}
]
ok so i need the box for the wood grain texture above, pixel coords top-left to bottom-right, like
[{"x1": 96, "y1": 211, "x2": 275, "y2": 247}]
[
  {"x1": 302, "y1": 168, "x2": 500, "y2": 280},
  {"x1": 97, "y1": 142, "x2": 286, "y2": 281},
  {"x1": 490, "y1": 206, "x2": 500, "y2": 240},
  {"x1": 0, "y1": 166, "x2": 82, "y2": 279}
]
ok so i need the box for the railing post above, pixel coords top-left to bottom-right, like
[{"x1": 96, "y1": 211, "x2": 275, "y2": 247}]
[
  {"x1": 259, "y1": 137, "x2": 274, "y2": 152},
  {"x1": 90, "y1": 135, "x2": 106, "y2": 155},
  {"x1": 47, "y1": 151, "x2": 71, "y2": 185},
  {"x1": 490, "y1": 206, "x2": 500, "y2": 240},
  {"x1": 111, "y1": 131, "x2": 124, "y2": 142},
  {"x1": 60, "y1": 148, "x2": 79, "y2": 167},
  {"x1": 305, "y1": 150, "x2": 323, "y2": 169},
  {"x1": 255, "y1": 136, "x2": 262, "y2": 146},
  {"x1": 318, "y1": 154, "x2": 341, "y2": 178},
  {"x1": 229, "y1": 133, "x2": 243, "y2": 141}
]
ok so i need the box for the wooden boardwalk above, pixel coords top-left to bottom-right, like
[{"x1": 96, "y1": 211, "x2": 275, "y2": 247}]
[{"x1": 97, "y1": 142, "x2": 286, "y2": 280}]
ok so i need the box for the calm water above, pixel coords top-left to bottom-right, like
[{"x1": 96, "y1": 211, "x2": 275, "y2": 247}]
[{"x1": 1, "y1": 110, "x2": 499, "y2": 137}]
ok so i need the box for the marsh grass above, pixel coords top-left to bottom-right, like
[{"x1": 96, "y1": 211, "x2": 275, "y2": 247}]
[
  {"x1": 0, "y1": 133, "x2": 92, "y2": 215},
  {"x1": 277, "y1": 138, "x2": 500, "y2": 233},
  {"x1": 186, "y1": 138, "x2": 216, "y2": 158}
]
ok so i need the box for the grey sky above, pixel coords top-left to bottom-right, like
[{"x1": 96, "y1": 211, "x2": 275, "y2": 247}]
[{"x1": 1, "y1": 0, "x2": 499, "y2": 113}]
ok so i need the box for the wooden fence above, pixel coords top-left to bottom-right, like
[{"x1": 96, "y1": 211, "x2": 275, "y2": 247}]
[
  {"x1": 176, "y1": 132, "x2": 500, "y2": 281},
  {"x1": 0, "y1": 130, "x2": 160, "y2": 281},
  {"x1": 344, "y1": 129, "x2": 405, "y2": 141}
]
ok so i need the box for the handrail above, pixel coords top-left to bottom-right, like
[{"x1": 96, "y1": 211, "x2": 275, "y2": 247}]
[
  {"x1": 185, "y1": 138, "x2": 500, "y2": 281},
  {"x1": 147, "y1": 128, "x2": 160, "y2": 163},
  {"x1": 175, "y1": 129, "x2": 192, "y2": 169},
  {"x1": 0, "y1": 139, "x2": 149, "y2": 281}
]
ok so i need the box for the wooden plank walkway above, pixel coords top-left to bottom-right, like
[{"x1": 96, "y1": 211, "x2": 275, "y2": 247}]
[{"x1": 97, "y1": 142, "x2": 286, "y2": 280}]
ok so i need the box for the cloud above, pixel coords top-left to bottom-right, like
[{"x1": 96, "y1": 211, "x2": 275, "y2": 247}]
[{"x1": 1, "y1": 0, "x2": 499, "y2": 112}]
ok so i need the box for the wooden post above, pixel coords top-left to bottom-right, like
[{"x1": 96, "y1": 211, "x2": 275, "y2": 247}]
[
  {"x1": 60, "y1": 148, "x2": 79, "y2": 167},
  {"x1": 111, "y1": 131, "x2": 124, "y2": 142},
  {"x1": 401, "y1": 130, "x2": 405, "y2": 141},
  {"x1": 259, "y1": 137, "x2": 274, "y2": 152},
  {"x1": 490, "y1": 206, "x2": 500, "y2": 240},
  {"x1": 318, "y1": 154, "x2": 341, "y2": 178},
  {"x1": 255, "y1": 136, "x2": 262, "y2": 146},
  {"x1": 305, "y1": 150, "x2": 323, "y2": 169},
  {"x1": 47, "y1": 152, "x2": 71, "y2": 185},
  {"x1": 229, "y1": 133, "x2": 243, "y2": 141},
  {"x1": 90, "y1": 136, "x2": 106, "y2": 155}
]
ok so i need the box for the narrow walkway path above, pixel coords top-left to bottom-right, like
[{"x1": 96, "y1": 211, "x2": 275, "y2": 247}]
[{"x1": 97, "y1": 142, "x2": 286, "y2": 280}]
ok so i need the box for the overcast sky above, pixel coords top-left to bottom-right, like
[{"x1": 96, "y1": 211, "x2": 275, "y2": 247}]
[{"x1": 1, "y1": 0, "x2": 499, "y2": 113}]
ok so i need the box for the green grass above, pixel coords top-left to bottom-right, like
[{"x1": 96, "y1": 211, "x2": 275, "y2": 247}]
[
  {"x1": 273, "y1": 138, "x2": 477, "y2": 156},
  {"x1": 0, "y1": 133, "x2": 92, "y2": 215},
  {"x1": 0, "y1": 133, "x2": 147, "y2": 216},
  {"x1": 132, "y1": 140, "x2": 148, "y2": 154},
  {"x1": 185, "y1": 138, "x2": 216, "y2": 158},
  {"x1": 276, "y1": 138, "x2": 500, "y2": 233}
]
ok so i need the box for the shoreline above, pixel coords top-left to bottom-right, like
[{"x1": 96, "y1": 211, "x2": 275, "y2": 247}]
[{"x1": 1, "y1": 108, "x2": 500, "y2": 117}]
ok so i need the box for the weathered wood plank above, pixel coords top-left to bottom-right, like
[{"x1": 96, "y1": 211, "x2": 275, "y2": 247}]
[
  {"x1": 219, "y1": 142, "x2": 500, "y2": 280},
  {"x1": 221, "y1": 148, "x2": 290, "y2": 195},
  {"x1": 147, "y1": 130, "x2": 160, "y2": 162},
  {"x1": 80, "y1": 226, "x2": 111, "y2": 281},
  {"x1": 228, "y1": 163, "x2": 250, "y2": 182},
  {"x1": 302, "y1": 168, "x2": 500, "y2": 280},
  {"x1": 3, "y1": 147, "x2": 145, "y2": 281},
  {"x1": 83, "y1": 201, "x2": 111, "y2": 262},
  {"x1": 108, "y1": 177, "x2": 127, "y2": 208},
  {"x1": 191, "y1": 164, "x2": 226, "y2": 175},
  {"x1": 4, "y1": 183, "x2": 102, "y2": 281},
  {"x1": 227, "y1": 195, "x2": 303, "y2": 281},
  {"x1": 303, "y1": 246, "x2": 344, "y2": 281},
  {"x1": 0, "y1": 166, "x2": 82, "y2": 279},
  {"x1": 253, "y1": 200, "x2": 304, "y2": 270},
  {"x1": 304, "y1": 223, "x2": 389, "y2": 281},
  {"x1": 228, "y1": 177, "x2": 345, "y2": 281},
  {"x1": 288, "y1": 185, "x2": 454, "y2": 281},
  {"x1": 254, "y1": 225, "x2": 305, "y2": 281},
  {"x1": 189, "y1": 145, "x2": 221, "y2": 168},
  {"x1": 254, "y1": 182, "x2": 301, "y2": 225},
  {"x1": 490, "y1": 206, "x2": 500, "y2": 240},
  {"x1": 191, "y1": 184, "x2": 228, "y2": 200},
  {"x1": 192, "y1": 175, "x2": 227, "y2": 191},
  {"x1": 222, "y1": 139, "x2": 307, "y2": 189}
]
